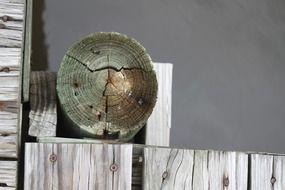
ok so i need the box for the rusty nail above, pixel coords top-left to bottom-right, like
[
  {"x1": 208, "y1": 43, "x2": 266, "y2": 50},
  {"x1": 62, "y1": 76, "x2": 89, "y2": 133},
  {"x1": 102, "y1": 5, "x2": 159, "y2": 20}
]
[
  {"x1": 2, "y1": 15, "x2": 8, "y2": 22},
  {"x1": 223, "y1": 177, "x2": 229, "y2": 187},
  {"x1": 271, "y1": 176, "x2": 276, "y2": 184},
  {"x1": 162, "y1": 171, "x2": 168, "y2": 179},
  {"x1": 49, "y1": 154, "x2": 57, "y2": 163},
  {"x1": 110, "y1": 163, "x2": 118, "y2": 172}
]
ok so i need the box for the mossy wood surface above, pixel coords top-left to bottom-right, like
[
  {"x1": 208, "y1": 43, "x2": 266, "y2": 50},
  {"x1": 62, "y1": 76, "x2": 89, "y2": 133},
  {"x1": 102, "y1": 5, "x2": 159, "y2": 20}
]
[{"x1": 57, "y1": 32, "x2": 157, "y2": 142}]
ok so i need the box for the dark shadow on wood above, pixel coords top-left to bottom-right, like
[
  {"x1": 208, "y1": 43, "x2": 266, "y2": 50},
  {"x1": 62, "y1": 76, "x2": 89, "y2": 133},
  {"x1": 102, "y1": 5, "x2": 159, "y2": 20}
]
[{"x1": 31, "y1": 0, "x2": 48, "y2": 71}]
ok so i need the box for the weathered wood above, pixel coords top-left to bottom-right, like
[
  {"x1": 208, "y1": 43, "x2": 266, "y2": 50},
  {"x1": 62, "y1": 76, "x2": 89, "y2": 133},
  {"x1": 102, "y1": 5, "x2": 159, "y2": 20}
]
[
  {"x1": 0, "y1": 101, "x2": 18, "y2": 158},
  {"x1": 38, "y1": 137, "x2": 113, "y2": 144},
  {"x1": 29, "y1": 71, "x2": 57, "y2": 137},
  {"x1": 22, "y1": 0, "x2": 32, "y2": 102},
  {"x1": 146, "y1": 63, "x2": 172, "y2": 146},
  {"x1": 143, "y1": 147, "x2": 248, "y2": 190},
  {"x1": 0, "y1": 161, "x2": 17, "y2": 190},
  {"x1": 143, "y1": 147, "x2": 194, "y2": 190},
  {"x1": 250, "y1": 153, "x2": 285, "y2": 190},
  {"x1": 57, "y1": 32, "x2": 158, "y2": 142},
  {"x1": 0, "y1": 0, "x2": 25, "y2": 159},
  {"x1": 24, "y1": 143, "x2": 133, "y2": 190},
  {"x1": 0, "y1": 0, "x2": 24, "y2": 48}
]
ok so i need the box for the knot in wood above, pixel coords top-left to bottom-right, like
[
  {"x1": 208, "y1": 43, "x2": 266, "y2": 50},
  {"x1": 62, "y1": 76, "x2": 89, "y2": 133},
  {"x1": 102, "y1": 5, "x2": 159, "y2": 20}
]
[
  {"x1": 1, "y1": 15, "x2": 8, "y2": 22},
  {"x1": 57, "y1": 32, "x2": 158, "y2": 142}
]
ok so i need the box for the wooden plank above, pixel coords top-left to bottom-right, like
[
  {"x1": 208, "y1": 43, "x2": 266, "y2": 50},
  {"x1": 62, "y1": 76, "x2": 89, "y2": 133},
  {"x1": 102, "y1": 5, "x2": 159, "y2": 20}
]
[
  {"x1": 0, "y1": 0, "x2": 25, "y2": 159},
  {"x1": 272, "y1": 155, "x2": 285, "y2": 189},
  {"x1": 206, "y1": 151, "x2": 248, "y2": 190},
  {"x1": 0, "y1": 161, "x2": 17, "y2": 190},
  {"x1": 250, "y1": 153, "x2": 285, "y2": 190},
  {"x1": 143, "y1": 147, "x2": 248, "y2": 190},
  {"x1": 0, "y1": 0, "x2": 24, "y2": 48},
  {"x1": 146, "y1": 63, "x2": 173, "y2": 146},
  {"x1": 24, "y1": 143, "x2": 133, "y2": 190},
  {"x1": 0, "y1": 101, "x2": 18, "y2": 158},
  {"x1": 29, "y1": 71, "x2": 57, "y2": 137},
  {"x1": 143, "y1": 147, "x2": 194, "y2": 190},
  {"x1": 22, "y1": 0, "x2": 32, "y2": 102}
]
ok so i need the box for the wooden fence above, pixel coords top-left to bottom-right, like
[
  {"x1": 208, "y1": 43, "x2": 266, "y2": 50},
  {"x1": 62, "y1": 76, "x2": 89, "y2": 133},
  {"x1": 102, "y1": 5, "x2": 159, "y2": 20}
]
[{"x1": 24, "y1": 143, "x2": 285, "y2": 190}]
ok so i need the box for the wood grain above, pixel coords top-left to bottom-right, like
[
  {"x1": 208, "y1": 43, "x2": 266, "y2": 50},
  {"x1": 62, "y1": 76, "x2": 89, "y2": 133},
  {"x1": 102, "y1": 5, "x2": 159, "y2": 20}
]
[
  {"x1": 250, "y1": 153, "x2": 285, "y2": 190},
  {"x1": 0, "y1": 161, "x2": 16, "y2": 190},
  {"x1": 29, "y1": 71, "x2": 57, "y2": 137},
  {"x1": 57, "y1": 32, "x2": 157, "y2": 142},
  {"x1": 143, "y1": 147, "x2": 248, "y2": 190},
  {"x1": 0, "y1": 0, "x2": 25, "y2": 159},
  {"x1": 146, "y1": 63, "x2": 172, "y2": 146},
  {"x1": 0, "y1": 101, "x2": 18, "y2": 158},
  {"x1": 22, "y1": 0, "x2": 32, "y2": 102},
  {"x1": 24, "y1": 143, "x2": 133, "y2": 190}
]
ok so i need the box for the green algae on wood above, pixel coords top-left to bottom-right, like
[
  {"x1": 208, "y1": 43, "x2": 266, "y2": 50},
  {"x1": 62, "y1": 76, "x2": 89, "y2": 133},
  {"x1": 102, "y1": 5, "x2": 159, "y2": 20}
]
[{"x1": 57, "y1": 32, "x2": 157, "y2": 142}]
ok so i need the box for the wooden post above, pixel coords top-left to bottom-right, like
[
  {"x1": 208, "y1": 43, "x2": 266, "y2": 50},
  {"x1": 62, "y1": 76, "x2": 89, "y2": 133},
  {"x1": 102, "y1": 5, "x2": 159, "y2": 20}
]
[{"x1": 56, "y1": 32, "x2": 158, "y2": 142}]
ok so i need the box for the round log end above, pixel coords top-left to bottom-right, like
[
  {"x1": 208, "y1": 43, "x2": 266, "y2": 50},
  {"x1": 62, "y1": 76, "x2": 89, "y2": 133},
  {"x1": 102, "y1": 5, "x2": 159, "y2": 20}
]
[{"x1": 57, "y1": 32, "x2": 158, "y2": 142}]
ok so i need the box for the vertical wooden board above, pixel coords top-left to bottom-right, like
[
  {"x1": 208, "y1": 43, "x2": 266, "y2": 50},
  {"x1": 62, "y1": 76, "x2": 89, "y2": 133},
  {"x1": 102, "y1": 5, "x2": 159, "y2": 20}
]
[
  {"x1": 0, "y1": 161, "x2": 17, "y2": 190},
  {"x1": 22, "y1": 0, "x2": 33, "y2": 102},
  {"x1": 272, "y1": 155, "x2": 285, "y2": 189},
  {"x1": 29, "y1": 71, "x2": 57, "y2": 137},
  {"x1": 207, "y1": 151, "x2": 248, "y2": 190},
  {"x1": 192, "y1": 150, "x2": 209, "y2": 189},
  {"x1": 183, "y1": 150, "x2": 248, "y2": 190},
  {"x1": 250, "y1": 154, "x2": 273, "y2": 190},
  {"x1": 143, "y1": 147, "x2": 194, "y2": 190},
  {"x1": 24, "y1": 143, "x2": 133, "y2": 190},
  {"x1": 146, "y1": 63, "x2": 173, "y2": 146},
  {"x1": 251, "y1": 154, "x2": 285, "y2": 190}
]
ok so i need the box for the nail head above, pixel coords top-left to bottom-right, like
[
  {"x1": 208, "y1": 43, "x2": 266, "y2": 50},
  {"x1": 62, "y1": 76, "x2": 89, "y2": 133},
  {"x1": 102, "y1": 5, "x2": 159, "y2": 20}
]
[
  {"x1": 110, "y1": 163, "x2": 119, "y2": 172},
  {"x1": 49, "y1": 154, "x2": 57, "y2": 163}
]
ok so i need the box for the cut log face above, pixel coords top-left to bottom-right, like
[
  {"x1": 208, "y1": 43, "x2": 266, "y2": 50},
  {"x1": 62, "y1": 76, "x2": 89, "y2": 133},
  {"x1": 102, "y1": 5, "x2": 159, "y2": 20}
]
[{"x1": 57, "y1": 32, "x2": 157, "y2": 141}]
